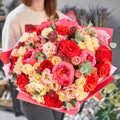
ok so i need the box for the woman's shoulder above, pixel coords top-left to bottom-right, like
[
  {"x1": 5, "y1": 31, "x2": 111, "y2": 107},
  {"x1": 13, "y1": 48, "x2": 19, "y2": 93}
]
[{"x1": 6, "y1": 4, "x2": 28, "y2": 23}]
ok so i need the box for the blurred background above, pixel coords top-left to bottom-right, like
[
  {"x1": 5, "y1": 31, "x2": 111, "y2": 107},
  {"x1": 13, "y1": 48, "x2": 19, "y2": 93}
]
[{"x1": 0, "y1": 0, "x2": 120, "y2": 120}]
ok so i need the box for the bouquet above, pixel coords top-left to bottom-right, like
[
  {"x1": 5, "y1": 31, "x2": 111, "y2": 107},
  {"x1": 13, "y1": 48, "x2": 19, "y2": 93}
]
[{"x1": 1, "y1": 18, "x2": 116, "y2": 114}]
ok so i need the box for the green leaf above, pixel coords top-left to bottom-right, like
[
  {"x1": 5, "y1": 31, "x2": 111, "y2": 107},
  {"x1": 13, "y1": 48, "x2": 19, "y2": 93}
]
[
  {"x1": 29, "y1": 43, "x2": 35, "y2": 48},
  {"x1": 34, "y1": 52, "x2": 44, "y2": 59},
  {"x1": 110, "y1": 42, "x2": 117, "y2": 49},
  {"x1": 79, "y1": 61, "x2": 94, "y2": 75},
  {"x1": 11, "y1": 74, "x2": 17, "y2": 82},
  {"x1": 107, "y1": 103, "x2": 115, "y2": 112},
  {"x1": 66, "y1": 102, "x2": 72, "y2": 111},
  {"x1": 50, "y1": 23, "x2": 56, "y2": 30},
  {"x1": 38, "y1": 56, "x2": 44, "y2": 62},
  {"x1": 75, "y1": 30, "x2": 84, "y2": 43},
  {"x1": 87, "y1": 21, "x2": 93, "y2": 27},
  {"x1": 69, "y1": 99, "x2": 76, "y2": 108},
  {"x1": 50, "y1": 15, "x2": 58, "y2": 21},
  {"x1": 103, "y1": 83, "x2": 116, "y2": 94}
]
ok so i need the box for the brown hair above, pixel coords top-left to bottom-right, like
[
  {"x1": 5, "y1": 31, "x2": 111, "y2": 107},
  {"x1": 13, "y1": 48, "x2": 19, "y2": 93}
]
[{"x1": 21, "y1": 0, "x2": 58, "y2": 19}]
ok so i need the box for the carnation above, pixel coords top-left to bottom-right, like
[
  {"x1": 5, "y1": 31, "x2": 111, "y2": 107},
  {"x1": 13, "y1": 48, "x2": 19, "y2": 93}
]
[{"x1": 16, "y1": 73, "x2": 29, "y2": 92}]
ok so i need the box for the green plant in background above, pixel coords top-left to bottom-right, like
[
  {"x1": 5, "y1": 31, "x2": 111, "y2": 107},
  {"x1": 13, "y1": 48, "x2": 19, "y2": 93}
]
[
  {"x1": 61, "y1": 5, "x2": 112, "y2": 27},
  {"x1": 96, "y1": 74, "x2": 120, "y2": 120}
]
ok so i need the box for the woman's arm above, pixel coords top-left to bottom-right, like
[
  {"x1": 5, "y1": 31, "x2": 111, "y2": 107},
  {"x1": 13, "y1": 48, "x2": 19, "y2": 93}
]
[{"x1": 2, "y1": 13, "x2": 22, "y2": 51}]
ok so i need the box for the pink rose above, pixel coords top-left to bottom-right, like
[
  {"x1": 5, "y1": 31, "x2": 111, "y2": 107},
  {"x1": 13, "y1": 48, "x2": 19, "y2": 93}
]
[
  {"x1": 23, "y1": 50, "x2": 37, "y2": 65},
  {"x1": 52, "y1": 61, "x2": 75, "y2": 87},
  {"x1": 80, "y1": 50, "x2": 96, "y2": 66}
]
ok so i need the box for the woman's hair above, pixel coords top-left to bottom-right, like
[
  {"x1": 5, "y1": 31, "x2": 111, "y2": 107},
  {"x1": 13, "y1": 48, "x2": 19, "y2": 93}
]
[{"x1": 21, "y1": 0, "x2": 58, "y2": 18}]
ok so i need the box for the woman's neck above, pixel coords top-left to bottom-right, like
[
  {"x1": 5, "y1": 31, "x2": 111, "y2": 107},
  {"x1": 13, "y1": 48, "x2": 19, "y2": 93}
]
[{"x1": 30, "y1": 0, "x2": 44, "y2": 12}]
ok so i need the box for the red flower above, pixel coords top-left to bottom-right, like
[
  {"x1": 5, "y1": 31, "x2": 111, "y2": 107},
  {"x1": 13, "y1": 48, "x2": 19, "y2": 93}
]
[
  {"x1": 23, "y1": 51, "x2": 37, "y2": 65},
  {"x1": 56, "y1": 26, "x2": 70, "y2": 36},
  {"x1": 25, "y1": 24, "x2": 41, "y2": 35},
  {"x1": 39, "y1": 60, "x2": 53, "y2": 72},
  {"x1": 10, "y1": 56, "x2": 18, "y2": 70},
  {"x1": 25, "y1": 20, "x2": 52, "y2": 35},
  {"x1": 96, "y1": 61, "x2": 111, "y2": 78},
  {"x1": 96, "y1": 45, "x2": 112, "y2": 62},
  {"x1": 44, "y1": 90, "x2": 62, "y2": 108},
  {"x1": 84, "y1": 71, "x2": 99, "y2": 92},
  {"x1": 52, "y1": 61, "x2": 75, "y2": 87},
  {"x1": 59, "y1": 40, "x2": 81, "y2": 59},
  {"x1": 16, "y1": 73, "x2": 29, "y2": 92}
]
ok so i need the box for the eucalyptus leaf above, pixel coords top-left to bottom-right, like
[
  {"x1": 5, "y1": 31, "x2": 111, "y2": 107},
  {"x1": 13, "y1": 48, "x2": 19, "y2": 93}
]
[
  {"x1": 79, "y1": 61, "x2": 94, "y2": 75},
  {"x1": 38, "y1": 56, "x2": 44, "y2": 62},
  {"x1": 75, "y1": 30, "x2": 84, "y2": 43},
  {"x1": 34, "y1": 52, "x2": 44, "y2": 59},
  {"x1": 110, "y1": 42, "x2": 117, "y2": 49}
]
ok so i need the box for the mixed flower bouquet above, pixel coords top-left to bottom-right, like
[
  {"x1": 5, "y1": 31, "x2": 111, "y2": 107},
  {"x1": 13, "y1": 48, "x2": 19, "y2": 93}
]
[{"x1": 1, "y1": 18, "x2": 116, "y2": 114}]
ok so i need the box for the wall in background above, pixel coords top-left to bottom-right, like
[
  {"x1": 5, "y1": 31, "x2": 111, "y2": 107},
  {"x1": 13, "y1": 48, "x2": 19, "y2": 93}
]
[{"x1": 58, "y1": 0, "x2": 120, "y2": 73}]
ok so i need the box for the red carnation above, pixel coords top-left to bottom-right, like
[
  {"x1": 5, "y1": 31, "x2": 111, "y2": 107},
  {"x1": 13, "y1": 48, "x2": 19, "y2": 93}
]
[
  {"x1": 56, "y1": 26, "x2": 70, "y2": 36},
  {"x1": 59, "y1": 40, "x2": 81, "y2": 59},
  {"x1": 16, "y1": 73, "x2": 29, "y2": 92},
  {"x1": 39, "y1": 60, "x2": 53, "y2": 72},
  {"x1": 25, "y1": 20, "x2": 52, "y2": 35},
  {"x1": 10, "y1": 56, "x2": 18, "y2": 70},
  {"x1": 44, "y1": 90, "x2": 62, "y2": 108},
  {"x1": 96, "y1": 45, "x2": 112, "y2": 62},
  {"x1": 84, "y1": 71, "x2": 99, "y2": 92},
  {"x1": 96, "y1": 61, "x2": 111, "y2": 78}
]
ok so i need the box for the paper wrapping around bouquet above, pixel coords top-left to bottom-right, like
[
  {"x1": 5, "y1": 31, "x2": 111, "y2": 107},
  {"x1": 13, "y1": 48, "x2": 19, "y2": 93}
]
[
  {"x1": 17, "y1": 75, "x2": 114, "y2": 115},
  {"x1": 0, "y1": 20, "x2": 115, "y2": 115}
]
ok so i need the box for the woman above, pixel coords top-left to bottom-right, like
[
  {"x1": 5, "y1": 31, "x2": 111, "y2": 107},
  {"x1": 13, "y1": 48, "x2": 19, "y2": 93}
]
[{"x1": 2, "y1": 0, "x2": 64, "y2": 120}]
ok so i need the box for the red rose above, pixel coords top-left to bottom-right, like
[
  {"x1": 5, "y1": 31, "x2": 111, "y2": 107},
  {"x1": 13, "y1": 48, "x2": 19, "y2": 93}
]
[
  {"x1": 23, "y1": 51, "x2": 37, "y2": 65},
  {"x1": 59, "y1": 40, "x2": 81, "y2": 59},
  {"x1": 96, "y1": 45, "x2": 112, "y2": 62},
  {"x1": 16, "y1": 73, "x2": 29, "y2": 92},
  {"x1": 10, "y1": 56, "x2": 18, "y2": 70},
  {"x1": 56, "y1": 26, "x2": 70, "y2": 36},
  {"x1": 44, "y1": 90, "x2": 62, "y2": 108},
  {"x1": 84, "y1": 71, "x2": 99, "y2": 92},
  {"x1": 96, "y1": 61, "x2": 111, "y2": 78},
  {"x1": 39, "y1": 60, "x2": 53, "y2": 72}
]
